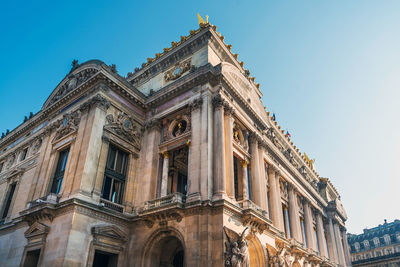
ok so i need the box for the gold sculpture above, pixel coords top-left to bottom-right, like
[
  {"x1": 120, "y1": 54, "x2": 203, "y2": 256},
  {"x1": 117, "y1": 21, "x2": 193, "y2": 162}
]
[
  {"x1": 197, "y1": 13, "x2": 209, "y2": 26},
  {"x1": 304, "y1": 153, "x2": 315, "y2": 170}
]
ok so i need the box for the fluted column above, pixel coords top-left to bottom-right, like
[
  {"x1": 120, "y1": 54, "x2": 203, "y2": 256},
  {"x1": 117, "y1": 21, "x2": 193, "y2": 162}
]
[
  {"x1": 160, "y1": 152, "x2": 169, "y2": 197},
  {"x1": 258, "y1": 145, "x2": 268, "y2": 211},
  {"x1": 249, "y1": 133, "x2": 262, "y2": 207},
  {"x1": 334, "y1": 223, "x2": 346, "y2": 266},
  {"x1": 342, "y1": 229, "x2": 352, "y2": 266},
  {"x1": 224, "y1": 105, "x2": 235, "y2": 200},
  {"x1": 316, "y1": 213, "x2": 329, "y2": 257},
  {"x1": 267, "y1": 166, "x2": 285, "y2": 232},
  {"x1": 327, "y1": 217, "x2": 339, "y2": 264},
  {"x1": 304, "y1": 201, "x2": 317, "y2": 250},
  {"x1": 241, "y1": 160, "x2": 249, "y2": 201},
  {"x1": 288, "y1": 184, "x2": 302, "y2": 241},
  {"x1": 212, "y1": 95, "x2": 226, "y2": 199}
]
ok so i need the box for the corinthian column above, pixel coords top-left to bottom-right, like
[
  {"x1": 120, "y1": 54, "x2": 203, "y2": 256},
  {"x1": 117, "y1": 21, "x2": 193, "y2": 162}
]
[
  {"x1": 160, "y1": 152, "x2": 169, "y2": 197},
  {"x1": 267, "y1": 166, "x2": 285, "y2": 232},
  {"x1": 334, "y1": 223, "x2": 346, "y2": 266},
  {"x1": 327, "y1": 217, "x2": 339, "y2": 264},
  {"x1": 241, "y1": 160, "x2": 249, "y2": 201},
  {"x1": 212, "y1": 95, "x2": 226, "y2": 199},
  {"x1": 342, "y1": 229, "x2": 352, "y2": 266},
  {"x1": 288, "y1": 184, "x2": 302, "y2": 242},
  {"x1": 224, "y1": 104, "x2": 235, "y2": 200},
  {"x1": 249, "y1": 133, "x2": 262, "y2": 207},
  {"x1": 258, "y1": 145, "x2": 268, "y2": 211}
]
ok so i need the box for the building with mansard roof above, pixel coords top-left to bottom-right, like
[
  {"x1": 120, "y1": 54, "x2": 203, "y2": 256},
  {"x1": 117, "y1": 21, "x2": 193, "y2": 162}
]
[
  {"x1": 348, "y1": 219, "x2": 400, "y2": 267},
  {"x1": 0, "y1": 21, "x2": 351, "y2": 267}
]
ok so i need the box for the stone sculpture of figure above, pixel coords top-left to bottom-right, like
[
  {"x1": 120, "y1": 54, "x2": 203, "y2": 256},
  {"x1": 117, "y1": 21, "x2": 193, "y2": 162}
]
[{"x1": 223, "y1": 227, "x2": 249, "y2": 267}]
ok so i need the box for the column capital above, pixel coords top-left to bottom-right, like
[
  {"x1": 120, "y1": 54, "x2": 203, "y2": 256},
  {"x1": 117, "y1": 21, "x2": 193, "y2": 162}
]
[
  {"x1": 212, "y1": 94, "x2": 225, "y2": 109},
  {"x1": 189, "y1": 96, "x2": 203, "y2": 112},
  {"x1": 144, "y1": 118, "x2": 162, "y2": 131},
  {"x1": 249, "y1": 132, "x2": 261, "y2": 144},
  {"x1": 161, "y1": 151, "x2": 169, "y2": 158},
  {"x1": 240, "y1": 159, "x2": 249, "y2": 167},
  {"x1": 267, "y1": 164, "x2": 279, "y2": 175},
  {"x1": 223, "y1": 103, "x2": 235, "y2": 116}
]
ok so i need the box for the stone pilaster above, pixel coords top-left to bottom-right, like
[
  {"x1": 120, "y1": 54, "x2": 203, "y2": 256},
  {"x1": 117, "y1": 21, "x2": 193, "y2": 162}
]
[
  {"x1": 249, "y1": 133, "x2": 262, "y2": 207},
  {"x1": 212, "y1": 94, "x2": 226, "y2": 199},
  {"x1": 316, "y1": 212, "x2": 329, "y2": 258},
  {"x1": 267, "y1": 166, "x2": 285, "y2": 232},
  {"x1": 187, "y1": 97, "x2": 203, "y2": 202},
  {"x1": 223, "y1": 104, "x2": 235, "y2": 201},
  {"x1": 258, "y1": 145, "x2": 268, "y2": 212},
  {"x1": 334, "y1": 222, "x2": 346, "y2": 266},
  {"x1": 304, "y1": 201, "x2": 317, "y2": 250},
  {"x1": 327, "y1": 217, "x2": 339, "y2": 264},
  {"x1": 342, "y1": 229, "x2": 352, "y2": 266},
  {"x1": 288, "y1": 184, "x2": 302, "y2": 242}
]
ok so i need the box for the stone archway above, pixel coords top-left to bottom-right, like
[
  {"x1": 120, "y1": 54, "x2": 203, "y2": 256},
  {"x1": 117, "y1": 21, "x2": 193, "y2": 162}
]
[
  {"x1": 246, "y1": 234, "x2": 267, "y2": 267},
  {"x1": 293, "y1": 261, "x2": 301, "y2": 267},
  {"x1": 142, "y1": 228, "x2": 186, "y2": 267}
]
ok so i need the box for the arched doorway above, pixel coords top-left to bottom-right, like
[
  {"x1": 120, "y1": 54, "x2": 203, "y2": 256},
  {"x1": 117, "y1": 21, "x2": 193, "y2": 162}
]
[
  {"x1": 142, "y1": 228, "x2": 185, "y2": 267},
  {"x1": 246, "y1": 234, "x2": 267, "y2": 267}
]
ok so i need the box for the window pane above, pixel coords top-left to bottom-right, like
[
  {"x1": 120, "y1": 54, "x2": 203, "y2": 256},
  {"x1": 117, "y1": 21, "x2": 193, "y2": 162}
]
[
  {"x1": 51, "y1": 148, "x2": 69, "y2": 194},
  {"x1": 116, "y1": 151, "x2": 123, "y2": 174},
  {"x1": 2, "y1": 183, "x2": 16, "y2": 219},
  {"x1": 111, "y1": 180, "x2": 121, "y2": 203},
  {"x1": 102, "y1": 177, "x2": 112, "y2": 200},
  {"x1": 107, "y1": 146, "x2": 116, "y2": 170}
]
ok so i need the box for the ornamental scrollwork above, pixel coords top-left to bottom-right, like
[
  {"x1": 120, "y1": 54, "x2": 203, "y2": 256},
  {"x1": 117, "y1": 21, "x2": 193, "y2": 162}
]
[
  {"x1": 164, "y1": 58, "x2": 192, "y2": 81},
  {"x1": 104, "y1": 112, "x2": 141, "y2": 149},
  {"x1": 48, "y1": 68, "x2": 98, "y2": 106},
  {"x1": 53, "y1": 110, "x2": 81, "y2": 141}
]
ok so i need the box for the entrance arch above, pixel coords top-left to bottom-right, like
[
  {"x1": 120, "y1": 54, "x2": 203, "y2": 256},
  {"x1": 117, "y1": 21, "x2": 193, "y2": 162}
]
[{"x1": 142, "y1": 228, "x2": 186, "y2": 267}]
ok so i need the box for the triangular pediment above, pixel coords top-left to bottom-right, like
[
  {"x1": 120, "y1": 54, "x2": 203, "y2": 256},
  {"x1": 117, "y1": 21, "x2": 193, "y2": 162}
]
[
  {"x1": 42, "y1": 60, "x2": 104, "y2": 110},
  {"x1": 24, "y1": 221, "x2": 50, "y2": 238},
  {"x1": 91, "y1": 224, "x2": 127, "y2": 241}
]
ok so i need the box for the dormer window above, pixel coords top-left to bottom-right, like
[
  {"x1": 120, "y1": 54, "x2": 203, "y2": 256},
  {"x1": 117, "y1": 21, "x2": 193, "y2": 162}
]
[
  {"x1": 373, "y1": 237, "x2": 380, "y2": 247},
  {"x1": 354, "y1": 242, "x2": 360, "y2": 252},
  {"x1": 363, "y1": 240, "x2": 370, "y2": 249},
  {"x1": 384, "y1": 234, "x2": 391, "y2": 245}
]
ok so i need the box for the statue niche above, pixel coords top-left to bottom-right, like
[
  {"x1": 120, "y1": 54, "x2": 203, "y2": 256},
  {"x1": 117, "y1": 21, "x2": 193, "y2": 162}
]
[{"x1": 164, "y1": 114, "x2": 191, "y2": 141}]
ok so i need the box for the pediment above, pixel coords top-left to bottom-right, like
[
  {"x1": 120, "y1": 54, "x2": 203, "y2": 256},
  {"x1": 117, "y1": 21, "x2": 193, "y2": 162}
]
[
  {"x1": 24, "y1": 221, "x2": 50, "y2": 238},
  {"x1": 91, "y1": 224, "x2": 127, "y2": 242},
  {"x1": 42, "y1": 61, "x2": 103, "y2": 110}
]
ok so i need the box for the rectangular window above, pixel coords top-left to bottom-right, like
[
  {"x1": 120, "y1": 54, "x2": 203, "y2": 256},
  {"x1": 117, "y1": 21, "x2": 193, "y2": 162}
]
[
  {"x1": 301, "y1": 219, "x2": 308, "y2": 247},
  {"x1": 20, "y1": 147, "x2": 29, "y2": 161},
  {"x1": 93, "y1": 250, "x2": 118, "y2": 267},
  {"x1": 101, "y1": 145, "x2": 128, "y2": 204},
  {"x1": 314, "y1": 227, "x2": 320, "y2": 252},
  {"x1": 233, "y1": 157, "x2": 239, "y2": 200},
  {"x1": 50, "y1": 147, "x2": 70, "y2": 194},
  {"x1": 23, "y1": 249, "x2": 41, "y2": 267},
  {"x1": 1, "y1": 183, "x2": 17, "y2": 219},
  {"x1": 0, "y1": 162, "x2": 3, "y2": 173}
]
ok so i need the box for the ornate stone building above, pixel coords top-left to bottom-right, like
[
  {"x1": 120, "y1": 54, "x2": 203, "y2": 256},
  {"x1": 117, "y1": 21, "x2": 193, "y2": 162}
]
[
  {"x1": 0, "y1": 21, "x2": 351, "y2": 266},
  {"x1": 348, "y1": 219, "x2": 400, "y2": 267}
]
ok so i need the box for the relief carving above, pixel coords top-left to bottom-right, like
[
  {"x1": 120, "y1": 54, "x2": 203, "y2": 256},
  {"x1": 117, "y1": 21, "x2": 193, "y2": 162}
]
[
  {"x1": 164, "y1": 58, "x2": 192, "y2": 81},
  {"x1": 104, "y1": 112, "x2": 141, "y2": 149},
  {"x1": 53, "y1": 110, "x2": 81, "y2": 141},
  {"x1": 224, "y1": 227, "x2": 250, "y2": 267},
  {"x1": 48, "y1": 68, "x2": 98, "y2": 106}
]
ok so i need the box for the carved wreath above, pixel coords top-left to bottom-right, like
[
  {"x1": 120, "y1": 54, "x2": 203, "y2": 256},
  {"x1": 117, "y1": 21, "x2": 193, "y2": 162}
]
[{"x1": 164, "y1": 58, "x2": 192, "y2": 81}]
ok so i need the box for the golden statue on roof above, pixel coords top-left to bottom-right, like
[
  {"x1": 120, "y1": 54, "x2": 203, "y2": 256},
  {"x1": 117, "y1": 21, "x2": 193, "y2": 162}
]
[
  {"x1": 304, "y1": 153, "x2": 315, "y2": 170},
  {"x1": 197, "y1": 13, "x2": 209, "y2": 26}
]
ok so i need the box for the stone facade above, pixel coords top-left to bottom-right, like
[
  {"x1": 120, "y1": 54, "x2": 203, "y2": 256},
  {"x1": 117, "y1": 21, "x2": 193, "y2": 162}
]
[
  {"x1": 0, "y1": 22, "x2": 351, "y2": 267},
  {"x1": 348, "y1": 220, "x2": 400, "y2": 267}
]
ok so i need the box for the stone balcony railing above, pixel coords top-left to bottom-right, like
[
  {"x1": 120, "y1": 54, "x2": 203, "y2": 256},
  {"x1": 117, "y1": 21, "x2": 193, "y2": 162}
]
[
  {"x1": 26, "y1": 193, "x2": 59, "y2": 209},
  {"x1": 143, "y1": 192, "x2": 186, "y2": 211},
  {"x1": 99, "y1": 198, "x2": 124, "y2": 213},
  {"x1": 237, "y1": 199, "x2": 268, "y2": 218}
]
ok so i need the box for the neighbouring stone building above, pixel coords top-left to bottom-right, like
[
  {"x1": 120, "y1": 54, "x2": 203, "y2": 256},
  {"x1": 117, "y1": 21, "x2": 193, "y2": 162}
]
[
  {"x1": 348, "y1": 219, "x2": 400, "y2": 267},
  {"x1": 0, "y1": 20, "x2": 352, "y2": 267}
]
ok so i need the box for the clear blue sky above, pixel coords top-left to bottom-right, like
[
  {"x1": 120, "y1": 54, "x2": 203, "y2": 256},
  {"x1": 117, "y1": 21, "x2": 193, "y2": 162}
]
[{"x1": 1, "y1": 1, "x2": 399, "y2": 233}]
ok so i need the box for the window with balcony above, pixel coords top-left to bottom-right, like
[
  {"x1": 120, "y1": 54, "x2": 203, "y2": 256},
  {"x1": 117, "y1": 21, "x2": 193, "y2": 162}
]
[
  {"x1": 1, "y1": 183, "x2": 17, "y2": 219},
  {"x1": 50, "y1": 147, "x2": 70, "y2": 194},
  {"x1": 167, "y1": 147, "x2": 188, "y2": 195},
  {"x1": 101, "y1": 145, "x2": 128, "y2": 204}
]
